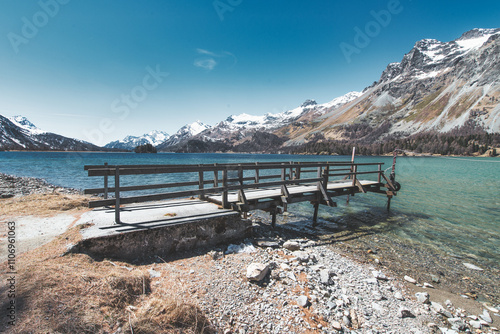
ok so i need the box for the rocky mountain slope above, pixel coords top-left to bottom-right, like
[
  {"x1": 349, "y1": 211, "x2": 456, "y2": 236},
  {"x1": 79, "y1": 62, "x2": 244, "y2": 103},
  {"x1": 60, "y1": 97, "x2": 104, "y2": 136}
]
[
  {"x1": 104, "y1": 130, "x2": 169, "y2": 151},
  {"x1": 157, "y1": 120, "x2": 211, "y2": 150},
  {"x1": 159, "y1": 92, "x2": 362, "y2": 152},
  {"x1": 282, "y1": 28, "x2": 500, "y2": 146},
  {"x1": 0, "y1": 115, "x2": 103, "y2": 151}
]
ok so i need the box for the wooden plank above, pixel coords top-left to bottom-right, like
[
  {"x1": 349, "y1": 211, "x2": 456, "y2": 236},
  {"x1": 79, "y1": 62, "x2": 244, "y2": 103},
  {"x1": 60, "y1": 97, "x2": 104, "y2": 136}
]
[{"x1": 84, "y1": 180, "x2": 202, "y2": 194}]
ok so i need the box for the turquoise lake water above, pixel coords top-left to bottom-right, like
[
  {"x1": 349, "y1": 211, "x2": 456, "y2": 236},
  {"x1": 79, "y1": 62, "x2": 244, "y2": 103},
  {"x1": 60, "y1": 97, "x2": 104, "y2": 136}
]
[{"x1": 1, "y1": 151, "x2": 499, "y2": 268}]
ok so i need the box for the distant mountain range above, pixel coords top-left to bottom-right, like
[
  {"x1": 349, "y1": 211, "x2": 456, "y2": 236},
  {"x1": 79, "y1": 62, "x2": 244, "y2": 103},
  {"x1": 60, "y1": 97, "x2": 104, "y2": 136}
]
[
  {"x1": 1, "y1": 28, "x2": 498, "y2": 154},
  {"x1": 104, "y1": 130, "x2": 169, "y2": 151},
  {"x1": 0, "y1": 115, "x2": 102, "y2": 151}
]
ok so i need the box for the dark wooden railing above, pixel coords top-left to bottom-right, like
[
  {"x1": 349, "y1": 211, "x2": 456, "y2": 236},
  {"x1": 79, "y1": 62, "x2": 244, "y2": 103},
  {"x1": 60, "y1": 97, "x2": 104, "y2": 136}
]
[{"x1": 84, "y1": 161, "x2": 397, "y2": 224}]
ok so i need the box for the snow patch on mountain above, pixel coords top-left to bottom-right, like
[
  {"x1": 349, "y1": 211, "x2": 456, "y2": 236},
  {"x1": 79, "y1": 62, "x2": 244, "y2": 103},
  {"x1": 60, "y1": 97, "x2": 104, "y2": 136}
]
[
  {"x1": 456, "y1": 28, "x2": 500, "y2": 51},
  {"x1": 322, "y1": 91, "x2": 362, "y2": 109},
  {"x1": 157, "y1": 121, "x2": 211, "y2": 148},
  {"x1": 8, "y1": 116, "x2": 46, "y2": 135},
  {"x1": 105, "y1": 130, "x2": 170, "y2": 150}
]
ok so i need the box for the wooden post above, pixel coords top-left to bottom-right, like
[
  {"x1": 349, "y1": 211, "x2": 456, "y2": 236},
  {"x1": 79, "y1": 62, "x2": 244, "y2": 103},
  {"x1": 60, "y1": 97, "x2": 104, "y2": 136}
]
[
  {"x1": 323, "y1": 165, "x2": 329, "y2": 186},
  {"x1": 115, "y1": 167, "x2": 121, "y2": 224},
  {"x1": 270, "y1": 206, "x2": 277, "y2": 228},
  {"x1": 238, "y1": 165, "x2": 243, "y2": 186},
  {"x1": 378, "y1": 163, "x2": 382, "y2": 183},
  {"x1": 104, "y1": 162, "x2": 108, "y2": 199},
  {"x1": 213, "y1": 163, "x2": 219, "y2": 187},
  {"x1": 351, "y1": 164, "x2": 358, "y2": 187},
  {"x1": 312, "y1": 202, "x2": 319, "y2": 227},
  {"x1": 254, "y1": 165, "x2": 260, "y2": 184},
  {"x1": 198, "y1": 167, "x2": 205, "y2": 199},
  {"x1": 222, "y1": 168, "x2": 228, "y2": 209}
]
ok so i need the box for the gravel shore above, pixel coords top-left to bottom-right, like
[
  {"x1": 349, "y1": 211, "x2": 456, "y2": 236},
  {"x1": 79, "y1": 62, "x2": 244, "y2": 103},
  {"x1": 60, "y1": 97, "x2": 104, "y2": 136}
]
[{"x1": 0, "y1": 172, "x2": 81, "y2": 197}]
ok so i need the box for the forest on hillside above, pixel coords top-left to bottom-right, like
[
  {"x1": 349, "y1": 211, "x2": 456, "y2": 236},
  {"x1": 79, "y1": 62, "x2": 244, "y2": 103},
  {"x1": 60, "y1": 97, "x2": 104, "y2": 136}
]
[{"x1": 286, "y1": 120, "x2": 500, "y2": 156}]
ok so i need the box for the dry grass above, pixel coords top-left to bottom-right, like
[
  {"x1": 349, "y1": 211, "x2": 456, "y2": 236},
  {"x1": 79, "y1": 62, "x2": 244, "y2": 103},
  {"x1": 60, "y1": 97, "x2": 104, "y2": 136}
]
[
  {"x1": 0, "y1": 192, "x2": 94, "y2": 218},
  {"x1": 1, "y1": 223, "x2": 213, "y2": 334}
]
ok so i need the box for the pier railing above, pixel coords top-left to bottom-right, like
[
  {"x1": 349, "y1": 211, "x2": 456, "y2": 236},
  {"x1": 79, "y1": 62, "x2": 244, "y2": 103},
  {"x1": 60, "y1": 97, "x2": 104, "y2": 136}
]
[{"x1": 84, "y1": 161, "x2": 397, "y2": 224}]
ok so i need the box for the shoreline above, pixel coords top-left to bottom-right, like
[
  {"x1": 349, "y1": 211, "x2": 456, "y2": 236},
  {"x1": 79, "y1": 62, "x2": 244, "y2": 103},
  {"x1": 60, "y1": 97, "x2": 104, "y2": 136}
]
[
  {"x1": 2, "y1": 149, "x2": 500, "y2": 158},
  {"x1": 1, "y1": 173, "x2": 499, "y2": 332},
  {"x1": 250, "y1": 211, "x2": 500, "y2": 306}
]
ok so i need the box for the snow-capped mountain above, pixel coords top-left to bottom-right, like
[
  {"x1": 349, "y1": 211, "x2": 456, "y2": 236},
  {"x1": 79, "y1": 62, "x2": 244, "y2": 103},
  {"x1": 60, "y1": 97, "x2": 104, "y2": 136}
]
[
  {"x1": 283, "y1": 28, "x2": 500, "y2": 145},
  {"x1": 157, "y1": 121, "x2": 211, "y2": 149},
  {"x1": 156, "y1": 92, "x2": 362, "y2": 152},
  {"x1": 105, "y1": 130, "x2": 169, "y2": 150},
  {"x1": 163, "y1": 92, "x2": 361, "y2": 149},
  {"x1": 0, "y1": 114, "x2": 102, "y2": 151},
  {"x1": 8, "y1": 115, "x2": 47, "y2": 135}
]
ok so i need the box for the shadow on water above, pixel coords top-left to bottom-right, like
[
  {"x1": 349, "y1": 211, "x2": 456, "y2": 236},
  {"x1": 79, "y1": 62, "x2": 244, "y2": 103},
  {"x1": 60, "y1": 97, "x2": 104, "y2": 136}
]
[{"x1": 252, "y1": 205, "x2": 432, "y2": 247}]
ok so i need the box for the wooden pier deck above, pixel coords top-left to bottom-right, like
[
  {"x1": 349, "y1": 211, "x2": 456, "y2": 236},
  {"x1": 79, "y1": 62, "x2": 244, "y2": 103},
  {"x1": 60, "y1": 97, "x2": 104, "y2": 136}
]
[{"x1": 84, "y1": 161, "x2": 399, "y2": 226}]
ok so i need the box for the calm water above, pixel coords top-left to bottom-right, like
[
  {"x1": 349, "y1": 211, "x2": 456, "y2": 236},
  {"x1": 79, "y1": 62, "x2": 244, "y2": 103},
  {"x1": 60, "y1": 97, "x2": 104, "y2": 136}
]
[{"x1": 1, "y1": 151, "x2": 499, "y2": 268}]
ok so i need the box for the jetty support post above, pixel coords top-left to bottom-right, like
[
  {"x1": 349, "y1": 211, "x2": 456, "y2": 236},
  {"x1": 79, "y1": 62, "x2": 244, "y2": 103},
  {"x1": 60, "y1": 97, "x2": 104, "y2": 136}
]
[
  {"x1": 222, "y1": 167, "x2": 229, "y2": 209},
  {"x1": 270, "y1": 206, "x2": 277, "y2": 228},
  {"x1": 198, "y1": 165, "x2": 205, "y2": 200},
  {"x1": 213, "y1": 163, "x2": 219, "y2": 187},
  {"x1": 114, "y1": 167, "x2": 121, "y2": 224},
  {"x1": 312, "y1": 202, "x2": 319, "y2": 227},
  {"x1": 104, "y1": 162, "x2": 108, "y2": 199}
]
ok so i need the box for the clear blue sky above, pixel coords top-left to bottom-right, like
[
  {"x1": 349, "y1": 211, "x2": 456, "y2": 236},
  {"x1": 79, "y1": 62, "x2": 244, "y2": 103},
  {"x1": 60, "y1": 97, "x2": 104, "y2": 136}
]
[{"x1": 0, "y1": 0, "x2": 499, "y2": 145}]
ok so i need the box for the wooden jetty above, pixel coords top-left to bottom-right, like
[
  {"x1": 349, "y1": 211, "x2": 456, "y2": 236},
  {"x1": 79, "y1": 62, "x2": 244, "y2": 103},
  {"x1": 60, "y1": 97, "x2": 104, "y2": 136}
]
[{"x1": 84, "y1": 160, "x2": 399, "y2": 226}]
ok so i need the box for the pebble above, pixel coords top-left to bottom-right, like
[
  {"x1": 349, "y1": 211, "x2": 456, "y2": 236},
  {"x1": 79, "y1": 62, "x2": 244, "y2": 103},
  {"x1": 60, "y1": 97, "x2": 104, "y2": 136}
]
[
  {"x1": 332, "y1": 320, "x2": 342, "y2": 331},
  {"x1": 469, "y1": 320, "x2": 482, "y2": 329},
  {"x1": 292, "y1": 251, "x2": 310, "y2": 262},
  {"x1": 463, "y1": 262, "x2": 484, "y2": 271},
  {"x1": 395, "y1": 291, "x2": 405, "y2": 301},
  {"x1": 483, "y1": 304, "x2": 499, "y2": 313},
  {"x1": 479, "y1": 309, "x2": 493, "y2": 323},
  {"x1": 415, "y1": 292, "x2": 430, "y2": 304},
  {"x1": 372, "y1": 270, "x2": 389, "y2": 280},
  {"x1": 283, "y1": 241, "x2": 300, "y2": 251},
  {"x1": 404, "y1": 275, "x2": 417, "y2": 284},
  {"x1": 319, "y1": 269, "x2": 333, "y2": 285},
  {"x1": 399, "y1": 307, "x2": 415, "y2": 318},
  {"x1": 246, "y1": 263, "x2": 269, "y2": 281},
  {"x1": 296, "y1": 295, "x2": 309, "y2": 308}
]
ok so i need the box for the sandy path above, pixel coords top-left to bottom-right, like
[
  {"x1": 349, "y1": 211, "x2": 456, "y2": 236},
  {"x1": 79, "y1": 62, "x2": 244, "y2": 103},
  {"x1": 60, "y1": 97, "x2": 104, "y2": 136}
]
[{"x1": 0, "y1": 213, "x2": 83, "y2": 262}]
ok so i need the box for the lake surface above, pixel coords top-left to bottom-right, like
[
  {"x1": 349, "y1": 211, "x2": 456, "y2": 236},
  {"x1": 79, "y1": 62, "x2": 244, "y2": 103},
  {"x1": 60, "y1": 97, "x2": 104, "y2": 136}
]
[{"x1": 1, "y1": 151, "x2": 499, "y2": 269}]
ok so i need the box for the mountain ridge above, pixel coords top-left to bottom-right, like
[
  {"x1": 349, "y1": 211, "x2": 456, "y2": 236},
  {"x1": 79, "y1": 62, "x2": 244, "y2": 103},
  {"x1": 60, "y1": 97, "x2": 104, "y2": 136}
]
[
  {"x1": 0, "y1": 115, "x2": 104, "y2": 151},
  {"x1": 105, "y1": 130, "x2": 169, "y2": 151}
]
